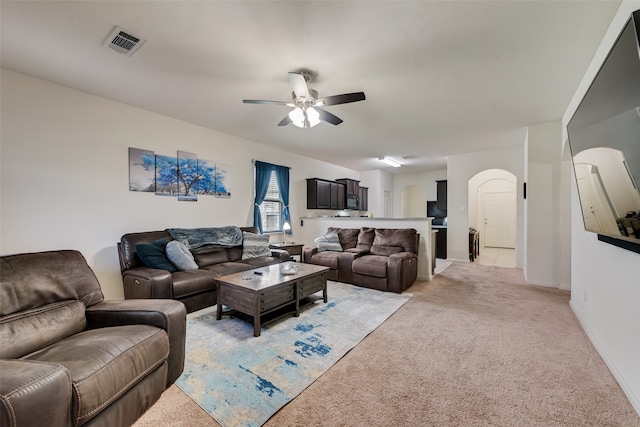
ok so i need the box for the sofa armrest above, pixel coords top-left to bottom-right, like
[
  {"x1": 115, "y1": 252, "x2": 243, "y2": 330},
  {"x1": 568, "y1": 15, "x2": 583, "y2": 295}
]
[
  {"x1": 85, "y1": 299, "x2": 187, "y2": 387},
  {"x1": 303, "y1": 247, "x2": 318, "y2": 263},
  {"x1": 270, "y1": 248, "x2": 291, "y2": 262},
  {"x1": 336, "y1": 251, "x2": 362, "y2": 283},
  {"x1": 387, "y1": 252, "x2": 418, "y2": 294},
  {"x1": 123, "y1": 267, "x2": 173, "y2": 300},
  {"x1": 0, "y1": 359, "x2": 73, "y2": 427}
]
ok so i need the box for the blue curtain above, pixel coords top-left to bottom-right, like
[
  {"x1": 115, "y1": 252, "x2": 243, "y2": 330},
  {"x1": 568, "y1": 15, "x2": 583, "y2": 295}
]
[
  {"x1": 253, "y1": 161, "x2": 291, "y2": 233},
  {"x1": 253, "y1": 161, "x2": 271, "y2": 233},
  {"x1": 273, "y1": 165, "x2": 291, "y2": 234}
]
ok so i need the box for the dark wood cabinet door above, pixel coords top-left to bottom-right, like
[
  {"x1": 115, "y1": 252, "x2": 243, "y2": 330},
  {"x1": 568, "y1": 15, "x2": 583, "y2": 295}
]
[
  {"x1": 317, "y1": 180, "x2": 332, "y2": 209},
  {"x1": 335, "y1": 183, "x2": 346, "y2": 210},
  {"x1": 307, "y1": 178, "x2": 332, "y2": 209},
  {"x1": 436, "y1": 180, "x2": 447, "y2": 211},
  {"x1": 359, "y1": 187, "x2": 368, "y2": 211}
]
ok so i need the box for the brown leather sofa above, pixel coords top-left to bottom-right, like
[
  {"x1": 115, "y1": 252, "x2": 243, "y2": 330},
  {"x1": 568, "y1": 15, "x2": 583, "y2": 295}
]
[
  {"x1": 0, "y1": 250, "x2": 186, "y2": 427},
  {"x1": 118, "y1": 226, "x2": 289, "y2": 313},
  {"x1": 303, "y1": 227, "x2": 419, "y2": 293}
]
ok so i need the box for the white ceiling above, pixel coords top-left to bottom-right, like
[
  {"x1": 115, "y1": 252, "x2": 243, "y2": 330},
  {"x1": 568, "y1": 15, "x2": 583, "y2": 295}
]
[{"x1": 0, "y1": 1, "x2": 621, "y2": 173}]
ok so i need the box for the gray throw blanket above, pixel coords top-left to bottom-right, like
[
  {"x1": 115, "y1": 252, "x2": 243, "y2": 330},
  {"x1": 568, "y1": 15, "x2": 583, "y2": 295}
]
[{"x1": 166, "y1": 226, "x2": 243, "y2": 250}]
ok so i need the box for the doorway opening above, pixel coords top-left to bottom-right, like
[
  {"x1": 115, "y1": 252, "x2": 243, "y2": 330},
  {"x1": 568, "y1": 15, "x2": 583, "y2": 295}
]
[{"x1": 468, "y1": 169, "x2": 517, "y2": 268}]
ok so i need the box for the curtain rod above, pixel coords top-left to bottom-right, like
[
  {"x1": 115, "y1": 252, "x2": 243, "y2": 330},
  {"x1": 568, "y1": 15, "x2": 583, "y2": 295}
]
[{"x1": 251, "y1": 159, "x2": 291, "y2": 169}]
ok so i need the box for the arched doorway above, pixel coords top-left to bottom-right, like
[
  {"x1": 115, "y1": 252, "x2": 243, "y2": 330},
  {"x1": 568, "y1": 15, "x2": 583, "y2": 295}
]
[{"x1": 468, "y1": 169, "x2": 517, "y2": 267}]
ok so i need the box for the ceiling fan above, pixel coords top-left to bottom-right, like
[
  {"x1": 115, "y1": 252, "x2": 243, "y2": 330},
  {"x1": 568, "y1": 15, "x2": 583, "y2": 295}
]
[{"x1": 243, "y1": 70, "x2": 366, "y2": 129}]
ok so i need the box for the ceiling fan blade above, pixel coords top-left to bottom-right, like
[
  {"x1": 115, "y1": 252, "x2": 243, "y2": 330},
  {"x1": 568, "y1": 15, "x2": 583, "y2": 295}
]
[
  {"x1": 243, "y1": 99, "x2": 291, "y2": 106},
  {"x1": 288, "y1": 72, "x2": 310, "y2": 98},
  {"x1": 317, "y1": 92, "x2": 366, "y2": 106},
  {"x1": 277, "y1": 115, "x2": 292, "y2": 126},
  {"x1": 316, "y1": 107, "x2": 343, "y2": 125}
]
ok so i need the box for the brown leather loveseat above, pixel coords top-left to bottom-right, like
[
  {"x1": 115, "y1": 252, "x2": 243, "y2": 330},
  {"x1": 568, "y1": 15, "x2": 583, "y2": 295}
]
[
  {"x1": 0, "y1": 249, "x2": 186, "y2": 427},
  {"x1": 304, "y1": 227, "x2": 419, "y2": 293},
  {"x1": 118, "y1": 226, "x2": 289, "y2": 313}
]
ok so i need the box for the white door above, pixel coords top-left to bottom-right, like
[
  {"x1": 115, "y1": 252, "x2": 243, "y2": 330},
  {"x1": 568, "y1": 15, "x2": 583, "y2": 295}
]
[
  {"x1": 484, "y1": 192, "x2": 516, "y2": 248},
  {"x1": 574, "y1": 163, "x2": 619, "y2": 235},
  {"x1": 384, "y1": 191, "x2": 392, "y2": 217}
]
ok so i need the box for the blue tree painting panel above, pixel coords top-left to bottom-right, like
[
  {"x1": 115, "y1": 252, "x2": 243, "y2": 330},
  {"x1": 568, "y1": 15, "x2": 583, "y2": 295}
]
[
  {"x1": 215, "y1": 163, "x2": 231, "y2": 198},
  {"x1": 129, "y1": 147, "x2": 155, "y2": 192},
  {"x1": 155, "y1": 155, "x2": 178, "y2": 196},
  {"x1": 196, "y1": 159, "x2": 216, "y2": 195},
  {"x1": 177, "y1": 150, "x2": 198, "y2": 201}
]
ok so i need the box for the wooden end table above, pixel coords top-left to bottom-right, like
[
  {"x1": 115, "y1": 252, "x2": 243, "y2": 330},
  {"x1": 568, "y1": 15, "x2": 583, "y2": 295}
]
[
  {"x1": 269, "y1": 242, "x2": 304, "y2": 261},
  {"x1": 216, "y1": 263, "x2": 329, "y2": 337}
]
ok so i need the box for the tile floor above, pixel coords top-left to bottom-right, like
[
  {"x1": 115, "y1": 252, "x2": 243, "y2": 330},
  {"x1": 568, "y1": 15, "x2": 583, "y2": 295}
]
[{"x1": 475, "y1": 247, "x2": 516, "y2": 268}]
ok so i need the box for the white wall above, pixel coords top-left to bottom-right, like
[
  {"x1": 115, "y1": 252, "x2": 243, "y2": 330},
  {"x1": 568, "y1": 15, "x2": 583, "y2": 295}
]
[
  {"x1": 562, "y1": 0, "x2": 640, "y2": 414},
  {"x1": 360, "y1": 169, "x2": 393, "y2": 218},
  {"x1": 0, "y1": 69, "x2": 360, "y2": 299},
  {"x1": 447, "y1": 145, "x2": 526, "y2": 266},
  {"x1": 392, "y1": 169, "x2": 447, "y2": 218},
  {"x1": 526, "y1": 121, "x2": 563, "y2": 286}
]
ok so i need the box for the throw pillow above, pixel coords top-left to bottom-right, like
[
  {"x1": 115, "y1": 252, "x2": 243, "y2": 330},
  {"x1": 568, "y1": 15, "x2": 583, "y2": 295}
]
[
  {"x1": 166, "y1": 240, "x2": 199, "y2": 271},
  {"x1": 242, "y1": 231, "x2": 271, "y2": 259},
  {"x1": 316, "y1": 231, "x2": 343, "y2": 252},
  {"x1": 136, "y1": 239, "x2": 177, "y2": 272}
]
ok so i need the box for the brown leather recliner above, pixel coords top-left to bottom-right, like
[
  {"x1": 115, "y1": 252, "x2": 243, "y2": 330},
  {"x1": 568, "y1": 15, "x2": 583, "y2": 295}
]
[{"x1": 0, "y1": 250, "x2": 187, "y2": 427}]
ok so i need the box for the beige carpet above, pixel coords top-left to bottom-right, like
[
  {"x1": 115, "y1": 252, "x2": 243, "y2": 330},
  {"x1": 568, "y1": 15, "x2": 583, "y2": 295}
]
[{"x1": 135, "y1": 262, "x2": 640, "y2": 427}]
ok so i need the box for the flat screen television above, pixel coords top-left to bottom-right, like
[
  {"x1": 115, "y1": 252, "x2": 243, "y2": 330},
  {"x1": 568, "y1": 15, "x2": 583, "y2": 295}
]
[{"x1": 566, "y1": 9, "x2": 640, "y2": 254}]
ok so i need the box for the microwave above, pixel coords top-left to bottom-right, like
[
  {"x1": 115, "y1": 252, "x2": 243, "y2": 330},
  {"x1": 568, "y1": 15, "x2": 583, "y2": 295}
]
[{"x1": 346, "y1": 194, "x2": 360, "y2": 210}]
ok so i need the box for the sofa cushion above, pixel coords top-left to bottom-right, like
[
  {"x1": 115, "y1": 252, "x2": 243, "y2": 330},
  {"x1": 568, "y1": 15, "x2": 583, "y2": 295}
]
[
  {"x1": 370, "y1": 245, "x2": 403, "y2": 256},
  {"x1": 355, "y1": 227, "x2": 376, "y2": 251},
  {"x1": 192, "y1": 247, "x2": 230, "y2": 268},
  {"x1": 0, "y1": 301, "x2": 86, "y2": 359},
  {"x1": 242, "y1": 232, "x2": 271, "y2": 259},
  {"x1": 166, "y1": 241, "x2": 199, "y2": 271},
  {"x1": 315, "y1": 231, "x2": 343, "y2": 252},
  {"x1": 307, "y1": 251, "x2": 341, "y2": 269},
  {"x1": 171, "y1": 270, "x2": 219, "y2": 299},
  {"x1": 371, "y1": 228, "x2": 418, "y2": 254},
  {"x1": 328, "y1": 228, "x2": 360, "y2": 250},
  {"x1": 0, "y1": 250, "x2": 104, "y2": 316},
  {"x1": 240, "y1": 256, "x2": 284, "y2": 269},
  {"x1": 202, "y1": 262, "x2": 254, "y2": 277},
  {"x1": 352, "y1": 255, "x2": 389, "y2": 278},
  {"x1": 136, "y1": 240, "x2": 177, "y2": 272},
  {"x1": 24, "y1": 324, "x2": 169, "y2": 426}
]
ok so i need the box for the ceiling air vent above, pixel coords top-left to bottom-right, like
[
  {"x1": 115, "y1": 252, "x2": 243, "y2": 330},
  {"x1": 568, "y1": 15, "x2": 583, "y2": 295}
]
[{"x1": 103, "y1": 26, "x2": 145, "y2": 56}]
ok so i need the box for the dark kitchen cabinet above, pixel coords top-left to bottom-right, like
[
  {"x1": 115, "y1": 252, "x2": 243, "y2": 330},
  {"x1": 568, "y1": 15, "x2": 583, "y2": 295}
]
[
  {"x1": 307, "y1": 178, "x2": 345, "y2": 210},
  {"x1": 336, "y1": 178, "x2": 360, "y2": 196},
  {"x1": 436, "y1": 180, "x2": 447, "y2": 211},
  {"x1": 434, "y1": 227, "x2": 447, "y2": 259},
  {"x1": 359, "y1": 186, "x2": 368, "y2": 211}
]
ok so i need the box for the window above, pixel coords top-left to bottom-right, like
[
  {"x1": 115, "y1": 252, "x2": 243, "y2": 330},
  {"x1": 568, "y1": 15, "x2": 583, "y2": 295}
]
[{"x1": 259, "y1": 171, "x2": 282, "y2": 233}]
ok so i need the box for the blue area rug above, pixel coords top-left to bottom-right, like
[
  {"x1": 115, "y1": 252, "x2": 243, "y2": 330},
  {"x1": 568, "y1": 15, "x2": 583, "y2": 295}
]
[{"x1": 176, "y1": 281, "x2": 412, "y2": 427}]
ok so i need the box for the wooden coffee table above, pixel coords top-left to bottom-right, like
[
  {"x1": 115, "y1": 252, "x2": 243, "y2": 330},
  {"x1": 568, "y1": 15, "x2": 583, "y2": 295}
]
[{"x1": 216, "y1": 262, "x2": 329, "y2": 337}]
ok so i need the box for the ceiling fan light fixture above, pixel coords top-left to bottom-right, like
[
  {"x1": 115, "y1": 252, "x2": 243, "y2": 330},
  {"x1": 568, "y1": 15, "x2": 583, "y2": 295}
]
[
  {"x1": 307, "y1": 107, "x2": 321, "y2": 127},
  {"x1": 379, "y1": 156, "x2": 402, "y2": 167},
  {"x1": 289, "y1": 107, "x2": 305, "y2": 128}
]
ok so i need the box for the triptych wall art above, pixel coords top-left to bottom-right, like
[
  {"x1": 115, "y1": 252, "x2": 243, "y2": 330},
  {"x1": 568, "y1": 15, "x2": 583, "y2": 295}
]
[{"x1": 128, "y1": 147, "x2": 231, "y2": 201}]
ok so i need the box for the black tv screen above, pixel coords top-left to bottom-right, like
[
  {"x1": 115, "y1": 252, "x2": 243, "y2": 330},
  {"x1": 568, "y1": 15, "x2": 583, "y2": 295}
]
[
  {"x1": 427, "y1": 201, "x2": 447, "y2": 218},
  {"x1": 566, "y1": 9, "x2": 640, "y2": 254}
]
